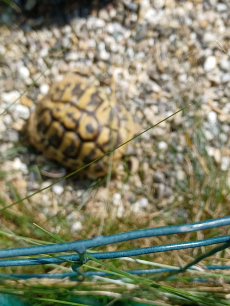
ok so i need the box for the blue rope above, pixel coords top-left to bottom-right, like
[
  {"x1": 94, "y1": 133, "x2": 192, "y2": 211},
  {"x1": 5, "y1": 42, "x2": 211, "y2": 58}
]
[
  {"x1": 0, "y1": 235, "x2": 229, "y2": 267},
  {"x1": 0, "y1": 216, "x2": 230, "y2": 259},
  {"x1": 1, "y1": 265, "x2": 230, "y2": 280}
]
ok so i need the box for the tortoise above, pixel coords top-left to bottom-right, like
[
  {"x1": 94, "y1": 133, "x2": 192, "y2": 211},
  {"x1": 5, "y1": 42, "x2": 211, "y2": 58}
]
[{"x1": 28, "y1": 74, "x2": 134, "y2": 179}]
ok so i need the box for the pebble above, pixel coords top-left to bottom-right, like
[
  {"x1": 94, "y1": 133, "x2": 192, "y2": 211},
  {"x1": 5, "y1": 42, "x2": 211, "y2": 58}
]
[
  {"x1": 207, "y1": 111, "x2": 217, "y2": 126},
  {"x1": 126, "y1": 2, "x2": 139, "y2": 12},
  {"x1": 155, "y1": 183, "x2": 165, "y2": 199},
  {"x1": 116, "y1": 205, "x2": 125, "y2": 218},
  {"x1": 216, "y1": 3, "x2": 227, "y2": 12},
  {"x1": 221, "y1": 156, "x2": 230, "y2": 171},
  {"x1": 1, "y1": 91, "x2": 20, "y2": 105},
  {"x1": 4, "y1": 114, "x2": 12, "y2": 126},
  {"x1": 12, "y1": 104, "x2": 30, "y2": 120},
  {"x1": 177, "y1": 169, "x2": 186, "y2": 181},
  {"x1": 97, "y1": 50, "x2": 110, "y2": 61},
  {"x1": 39, "y1": 48, "x2": 48, "y2": 57},
  {"x1": 65, "y1": 51, "x2": 78, "y2": 61},
  {"x1": 153, "y1": 172, "x2": 165, "y2": 183},
  {"x1": 40, "y1": 84, "x2": 50, "y2": 95},
  {"x1": 12, "y1": 157, "x2": 22, "y2": 170},
  {"x1": 52, "y1": 184, "x2": 64, "y2": 196},
  {"x1": 0, "y1": 121, "x2": 6, "y2": 138},
  {"x1": 131, "y1": 197, "x2": 148, "y2": 212},
  {"x1": 222, "y1": 74, "x2": 230, "y2": 83},
  {"x1": 158, "y1": 141, "x2": 168, "y2": 150},
  {"x1": 71, "y1": 221, "x2": 83, "y2": 232},
  {"x1": 219, "y1": 60, "x2": 230, "y2": 71},
  {"x1": 17, "y1": 66, "x2": 30, "y2": 80},
  {"x1": 204, "y1": 56, "x2": 216, "y2": 72},
  {"x1": 154, "y1": 0, "x2": 165, "y2": 9},
  {"x1": 20, "y1": 96, "x2": 33, "y2": 107},
  {"x1": 129, "y1": 156, "x2": 139, "y2": 173},
  {"x1": 112, "y1": 193, "x2": 122, "y2": 206}
]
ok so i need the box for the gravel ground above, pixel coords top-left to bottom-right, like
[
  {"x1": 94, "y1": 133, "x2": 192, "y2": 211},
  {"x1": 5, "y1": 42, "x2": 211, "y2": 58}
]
[{"x1": 1, "y1": 0, "x2": 230, "y2": 236}]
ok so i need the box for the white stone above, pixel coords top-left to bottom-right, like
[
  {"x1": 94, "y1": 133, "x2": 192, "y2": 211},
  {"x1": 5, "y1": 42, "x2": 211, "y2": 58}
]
[
  {"x1": 203, "y1": 32, "x2": 215, "y2": 43},
  {"x1": 17, "y1": 66, "x2": 30, "y2": 79},
  {"x1": 151, "y1": 81, "x2": 162, "y2": 93},
  {"x1": 12, "y1": 157, "x2": 22, "y2": 170},
  {"x1": 217, "y1": 3, "x2": 227, "y2": 12},
  {"x1": 52, "y1": 184, "x2": 64, "y2": 196},
  {"x1": 88, "y1": 38, "x2": 96, "y2": 48},
  {"x1": 158, "y1": 141, "x2": 168, "y2": 150},
  {"x1": 221, "y1": 156, "x2": 230, "y2": 171},
  {"x1": 220, "y1": 133, "x2": 228, "y2": 143},
  {"x1": 71, "y1": 221, "x2": 83, "y2": 232},
  {"x1": 207, "y1": 146, "x2": 215, "y2": 157},
  {"x1": 144, "y1": 8, "x2": 157, "y2": 21},
  {"x1": 20, "y1": 163, "x2": 28, "y2": 174},
  {"x1": 154, "y1": 0, "x2": 165, "y2": 9},
  {"x1": 98, "y1": 50, "x2": 110, "y2": 61},
  {"x1": 204, "y1": 56, "x2": 216, "y2": 72},
  {"x1": 39, "y1": 48, "x2": 48, "y2": 57},
  {"x1": 222, "y1": 74, "x2": 230, "y2": 83},
  {"x1": 204, "y1": 129, "x2": 214, "y2": 141},
  {"x1": 94, "y1": 18, "x2": 106, "y2": 28},
  {"x1": 97, "y1": 41, "x2": 105, "y2": 51},
  {"x1": 54, "y1": 75, "x2": 63, "y2": 82},
  {"x1": 41, "y1": 181, "x2": 52, "y2": 190},
  {"x1": 107, "y1": 23, "x2": 114, "y2": 34},
  {"x1": 65, "y1": 51, "x2": 78, "y2": 61},
  {"x1": 177, "y1": 169, "x2": 186, "y2": 181},
  {"x1": 62, "y1": 25, "x2": 72, "y2": 34},
  {"x1": 13, "y1": 104, "x2": 30, "y2": 120},
  {"x1": 131, "y1": 197, "x2": 148, "y2": 213},
  {"x1": 117, "y1": 205, "x2": 124, "y2": 218},
  {"x1": 40, "y1": 84, "x2": 50, "y2": 95},
  {"x1": 0, "y1": 121, "x2": 6, "y2": 138},
  {"x1": 219, "y1": 60, "x2": 230, "y2": 71},
  {"x1": 112, "y1": 193, "x2": 122, "y2": 206},
  {"x1": 138, "y1": 197, "x2": 148, "y2": 207},
  {"x1": 87, "y1": 17, "x2": 105, "y2": 30},
  {"x1": 214, "y1": 149, "x2": 221, "y2": 164},
  {"x1": 4, "y1": 114, "x2": 12, "y2": 125},
  {"x1": 179, "y1": 74, "x2": 187, "y2": 82},
  {"x1": 1, "y1": 91, "x2": 20, "y2": 105},
  {"x1": 207, "y1": 111, "x2": 217, "y2": 125},
  {"x1": 207, "y1": 72, "x2": 221, "y2": 84}
]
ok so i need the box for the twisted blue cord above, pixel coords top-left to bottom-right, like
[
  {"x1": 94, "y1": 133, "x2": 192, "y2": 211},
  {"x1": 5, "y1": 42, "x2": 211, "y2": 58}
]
[
  {"x1": 0, "y1": 235, "x2": 229, "y2": 267},
  {"x1": 0, "y1": 216, "x2": 230, "y2": 259}
]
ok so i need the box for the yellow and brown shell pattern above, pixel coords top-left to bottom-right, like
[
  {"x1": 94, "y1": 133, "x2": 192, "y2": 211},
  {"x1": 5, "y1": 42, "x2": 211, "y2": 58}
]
[{"x1": 28, "y1": 75, "x2": 134, "y2": 178}]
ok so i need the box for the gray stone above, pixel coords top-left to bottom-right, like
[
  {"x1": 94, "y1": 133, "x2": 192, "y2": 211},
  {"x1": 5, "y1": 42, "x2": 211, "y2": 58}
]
[
  {"x1": 155, "y1": 183, "x2": 165, "y2": 199},
  {"x1": 153, "y1": 172, "x2": 165, "y2": 183},
  {"x1": 126, "y1": 2, "x2": 139, "y2": 12}
]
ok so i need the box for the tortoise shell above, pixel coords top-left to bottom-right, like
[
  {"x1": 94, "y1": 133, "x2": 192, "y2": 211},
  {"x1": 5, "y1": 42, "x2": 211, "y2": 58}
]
[{"x1": 28, "y1": 75, "x2": 134, "y2": 178}]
